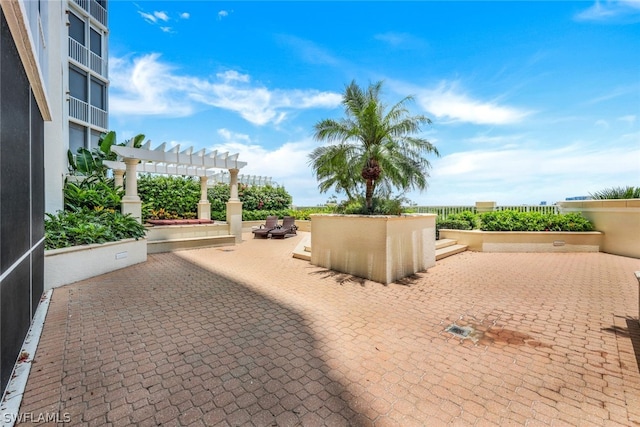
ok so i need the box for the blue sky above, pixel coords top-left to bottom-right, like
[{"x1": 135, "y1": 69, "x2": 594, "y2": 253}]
[{"x1": 108, "y1": 1, "x2": 640, "y2": 206}]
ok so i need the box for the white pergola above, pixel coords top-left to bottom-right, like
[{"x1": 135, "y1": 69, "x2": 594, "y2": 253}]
[{"x1": 104, "y1": 140, "x2": 259, "y2": 243}]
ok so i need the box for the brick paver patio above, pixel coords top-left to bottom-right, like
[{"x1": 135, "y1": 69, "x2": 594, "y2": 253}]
[{"x1": 17, "y1": 232, "x2": 640, "y2": 426}]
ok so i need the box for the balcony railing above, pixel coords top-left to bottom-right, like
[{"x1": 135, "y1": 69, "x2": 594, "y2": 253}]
[
  {"x1": 69, "y1": 38, "x2": 107, "y2": 77},
  {"x1": 71, "y1": 0, "x2": 107, "y2": 27},
  {"x1": 69, "y1": 96, "x2": 88, "y2": 122},
  {"x1": 69, "y1": 96, "x2": 107, "y2": 130},
  {"x1": 90, "y1": 105, "x2": 108, "y2": 129}
]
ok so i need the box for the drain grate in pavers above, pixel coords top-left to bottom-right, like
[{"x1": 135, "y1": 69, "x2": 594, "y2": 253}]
[{"x1": 445, "y1": 324, "x2": 473, "y2": 338}]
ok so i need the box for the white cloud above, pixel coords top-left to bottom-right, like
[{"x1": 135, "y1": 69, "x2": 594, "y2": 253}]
[
  {"x1": 154, "y1": 11, "x2": 170, "y2": 22},
  {"x1": 109, "y1": 54, "x2": 342, "y2": 124},
  {"x1": 218, "y1": 10, "x2": 229, "y2": 20},
  {"x1": 575, "y1": 0, "x2": 640, "y2": 23},
  {"x1": 617, "y1": 114, "x2": 637, "y2": 124},
  {"x1": 210, "y1": 135, "x2": 318, "y2": 194},
  {"x1": 180, "y1": 12, "x2": 190, "y2": 19},
  {"x1": 374, "y1": 32, "x2": 428, "y2": 50},
  {"x1": 138, "y1": 11, "x2": 157, "y2": 23},
  {"x1": 277, "y1": 35, "x2": 340, "y2": 66},
  {"x1": 413, "y1": 81, "x2": 531, "y2": 125},
  {"x1": 109, "y1": 54, "x2": 195, "y2": 117},
  {"x1": 160, "y1": 27, "x2": 173, "y2": 33},
  {"x1": 420, "y1": 141, "x2": 640, "y2": 204},
  {"x1": 595, "y1": 119, "x2": 609, "y2": 128},
  {"x1": 217, "y1": 70, "x2": 250, "y2": 84}
]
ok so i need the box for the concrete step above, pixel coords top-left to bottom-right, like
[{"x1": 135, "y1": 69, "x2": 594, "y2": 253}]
[
  {"x1": 436, "y1": 244, "x2": 468, "y2": 261},
  {"x1": 436, "y1": 239, "x2": 458, "y2": 250},
  {"x1": 147, "y1": 235, "x2": 236, "y2": 254},
  {"x1": 292, "y1": 235, "x2": 312, "y2": 261}
]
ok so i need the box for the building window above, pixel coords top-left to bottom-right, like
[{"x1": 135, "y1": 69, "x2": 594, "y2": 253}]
[
  {"x1": 69, "y1": 122, "x2": 87, "y2": 152},
  {"x1": 90, "y1": 78, "x2": 105, "y2": 109},
  {"x1": 68, "y1": 12, "x2": 84, "y2": 45},
  {"x1": 90, "y1": 28, "x2": 101, "y2": 56},
  {"x1": 91, "y1": 130, "x2": 103, "y2": 149},
  {"x1": 69, "y1": 66, "x2": 87, "y2": 101}
]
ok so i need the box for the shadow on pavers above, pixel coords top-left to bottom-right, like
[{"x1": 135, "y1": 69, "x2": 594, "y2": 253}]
[
  {"x1": 19, "y1": 253, "x2": 367, "y2": 426},
  {"x1": 602, "y1": 316, "x2": 640, "y2": 374}
]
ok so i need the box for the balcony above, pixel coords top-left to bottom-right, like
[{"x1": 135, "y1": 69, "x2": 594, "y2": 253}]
[
  {"x1": 69, "y1": 97, "x2": 108, "y2": 130},
  {"x1": 71, "y1": 0, "x2": 107, "y2": 27},
  {"x1": 69, "y1": 37, "x2": 107, "y2": 77}
]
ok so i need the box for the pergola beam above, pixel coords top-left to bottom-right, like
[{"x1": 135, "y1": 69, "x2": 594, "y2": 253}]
[{"x1": 111, "y1": 145, "x2": 248, "y2": 170}]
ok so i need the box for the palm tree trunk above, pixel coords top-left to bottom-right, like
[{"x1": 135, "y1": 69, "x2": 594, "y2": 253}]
[{"x1": 365, "y1": 179, "x2": 374, "y2": 212}]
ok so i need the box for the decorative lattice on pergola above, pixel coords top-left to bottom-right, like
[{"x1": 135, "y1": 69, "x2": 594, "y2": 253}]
[{"x1": 103, "y1": 140, "x2": 259, "y2": 242}]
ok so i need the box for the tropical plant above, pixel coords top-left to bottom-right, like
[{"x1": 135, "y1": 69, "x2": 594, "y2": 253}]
[
  {"x1": 45, "y1": 209, "x2": 146, "y2": 250},
  {"x1": 309, "y1": 80, "x2": 439, "y2": 213},
  {"x1": 589, "y1": 186, "x2": 640, "y2": 199},
  {"x1": 63, "y1": 178, "x2": 123, "y2": 211},
  {"x1": 67, "y1": 131, "x2": 145, "y2": 178}
]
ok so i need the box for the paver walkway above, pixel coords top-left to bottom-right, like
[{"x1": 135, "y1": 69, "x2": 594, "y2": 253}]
[{"x1": 17, "y1": 232, "x2": 640, "y2": 426}]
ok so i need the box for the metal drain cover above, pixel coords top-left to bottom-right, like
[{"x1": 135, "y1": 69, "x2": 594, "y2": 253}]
[{"x1": 445, "y1": 324, "x2": 473, "y2": 338}]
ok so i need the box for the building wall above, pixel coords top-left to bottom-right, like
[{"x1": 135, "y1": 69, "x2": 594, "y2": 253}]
[
  {"x1": 43, "y1": 0, "x2": 66, "y2": 214},
  {"x1": 0, "y1": 8, "x2": 45, "y2": 394},
  {"x1": 44, "y1": 0, "x2": 109, "y2": 214}
]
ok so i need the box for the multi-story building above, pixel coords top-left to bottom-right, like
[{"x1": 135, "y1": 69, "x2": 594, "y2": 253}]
[
  {"x1": 0, "y1": 0, "x2": 109, "y2": 396},
  {"x1": 45, "y1": 0, "x2": 109, "y2": 213}
]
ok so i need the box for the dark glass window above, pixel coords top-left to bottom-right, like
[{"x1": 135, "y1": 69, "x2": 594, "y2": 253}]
[
  {"x1": 90, "y1": 28, "x2": 101, "y2": 56},
  {"x1": 69, "y1": 66, "x2": 87, "y2": 101},
  {"x1": 69, "y1": 123, "x2": 87, "y2": 152},
  {"x1": 90, "y1": 78, "x2": 105, "y2": 109},
  {"x1": 90, "y1": 130, "x2": 102, "y2": 150},
  {"x1": 68, "y1": 13, "x2": 84, "y2": 45}
]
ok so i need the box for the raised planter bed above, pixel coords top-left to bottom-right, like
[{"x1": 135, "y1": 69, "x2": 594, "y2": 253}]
[
  {"x1": 310, "y1": 214, "x2": 436, "y2": 284},
  {"x1": 146, "y1": 219, "x2": 216, "y2": 225},
  {"x1": 439, "y1": 229, "x2": 602, "y2": 253},
  {"x1": 44, "y1": 238, "x2": 147, "y2": 291},
  {"x1": 558, "y1": 199, "x2": 640, "y2": 258},
  {"x1": 146, "y1": 223, "x2": 234, "y2": 253}
]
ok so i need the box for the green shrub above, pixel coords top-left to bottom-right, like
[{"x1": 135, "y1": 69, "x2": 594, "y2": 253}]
[
  {"x1": 479, "y1": 210, "x2": 594, "y2": 232},
  {"x1": 445, "y1": 211, "x2": 478, "y2": 229},
  {"x1": 138, "y1": 175, "x2": 200, "y2": 219},
  {"x1": 589, "y1": 186, "x2": 640, "y2": 199},
  {"x1": 45, "y1": 209, "x2": 146, "y2": 250},
  {"x1": 64, "y1": 179, "x2": 123, "y2": 211},
  {"x1": 208, "y1": 183, "x2": 230, "y2": 212}
]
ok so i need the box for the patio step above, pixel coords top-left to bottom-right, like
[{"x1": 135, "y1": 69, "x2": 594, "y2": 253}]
[
  {"x1": 436, "y1": 240, "x2": 468, "y2": 260},
  {"x1": 436, "y1": 238, "x2": 458, "y2": 250},
  {"x1": 292, "y1": 235, "x2": 312, "y2": 261},
  {"x1": 147, "y1": 235, "x2": 236, "y2": 254}
]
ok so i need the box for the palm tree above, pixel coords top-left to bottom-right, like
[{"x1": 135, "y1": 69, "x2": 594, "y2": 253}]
[{"x1": 309, "y1": 80, "x2": 439, "y2": 212}]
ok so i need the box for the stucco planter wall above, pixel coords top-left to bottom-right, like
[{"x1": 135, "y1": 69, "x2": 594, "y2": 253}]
[
  {"x1": 439, "y1": 230, "x2": 602, "y2": 253},
  {"x1": 44, "y1": 238, "x2": 147, "y2": 291},
  {"x1": 558, "y1": 199, "x2": 640, "y2": 258},
  {"x1": 310, "y1": 214, "x2": 436, "y2": 284},
  {"x1": 146, "y1": 223, "x2": 231, "y2": 241}
]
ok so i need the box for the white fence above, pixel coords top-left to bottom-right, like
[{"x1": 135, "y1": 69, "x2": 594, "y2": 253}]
[{"x1": 295, "y1": 204, "x2": 559, "y2": 219}]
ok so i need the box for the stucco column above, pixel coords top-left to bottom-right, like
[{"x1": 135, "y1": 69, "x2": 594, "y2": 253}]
[
  {"x1": 475, "y1": 201, "x2": 497, "y2": 214},
  {"x1": 229, "y1": 168, "x2": 240, "y2": 201},
  {"x1": 121, "y1": 158, "x2": 142, "y2": 222},
  {"x1": 197, "y1": 175, "x2": 211, "y2": 220},
  {"x1": 226, "y1": 168, "x2": 242, "y2": 242},
  {"x1": 113, "y1": 169, "x2": 125, "y2": 189}
]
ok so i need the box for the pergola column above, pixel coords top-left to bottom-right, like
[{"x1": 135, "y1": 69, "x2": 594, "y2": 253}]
[
  {"x1": 226, "y1": 168, "x2": 243, "y2": 242},
  {"x1": 113, "y1": 168, "x2": 125, "y2": 189},
  {"x1": 121, "y1": 158, "x2": 142, "y2": 223},
  {"x1": 197, "y1": 175, "x2": 211, "y2": 220}
]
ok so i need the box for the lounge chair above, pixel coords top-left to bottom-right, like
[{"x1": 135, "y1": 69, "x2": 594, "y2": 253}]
[
  {"x1": 252, "y1": 215, "x2": 279, "y2": 238},
  {"x1": 269, "y1": 216, "x2": 297, "y2": 239}
]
